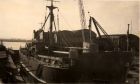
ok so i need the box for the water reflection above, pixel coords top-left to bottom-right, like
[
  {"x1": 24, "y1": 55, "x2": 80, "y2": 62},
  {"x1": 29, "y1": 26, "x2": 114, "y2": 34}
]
[{"x1": 3, "y1": 42, "x2": 27, "y2": 50}]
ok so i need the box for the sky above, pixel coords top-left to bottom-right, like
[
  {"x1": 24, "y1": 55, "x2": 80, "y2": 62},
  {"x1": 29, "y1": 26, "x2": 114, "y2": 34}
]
[{"x1": 0, "y1": 0, "x2": 139, "y2": 39}]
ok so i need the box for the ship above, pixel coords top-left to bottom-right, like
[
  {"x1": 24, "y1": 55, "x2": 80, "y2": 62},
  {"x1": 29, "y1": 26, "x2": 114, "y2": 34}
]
[{"x1": 19, "y1": 0, "x2": 139, "y2": 83}]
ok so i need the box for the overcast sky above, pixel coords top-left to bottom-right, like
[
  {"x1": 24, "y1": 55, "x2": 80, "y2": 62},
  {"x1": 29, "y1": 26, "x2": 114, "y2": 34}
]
[{"x1": 0, "y1": 0, "x2": 139, "y2": 39}]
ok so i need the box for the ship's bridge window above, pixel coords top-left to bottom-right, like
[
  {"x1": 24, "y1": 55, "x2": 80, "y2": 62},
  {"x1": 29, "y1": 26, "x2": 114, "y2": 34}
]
[{"x1": 39, "y1": 32, "x2": 43, "y2": 40}]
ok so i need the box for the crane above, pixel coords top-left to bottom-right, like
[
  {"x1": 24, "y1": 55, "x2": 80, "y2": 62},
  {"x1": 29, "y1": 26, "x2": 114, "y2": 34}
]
[{"x1": 78, "y1": 0, "x2": 87, "y2": 42}]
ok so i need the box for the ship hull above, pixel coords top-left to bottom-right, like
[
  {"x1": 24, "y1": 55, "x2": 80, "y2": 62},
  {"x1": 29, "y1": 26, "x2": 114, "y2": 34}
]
[
  {"x1": 19, "y1": 51, "x2": 133, "y2": 83},
  {"x1": 40, "y1": 66, "x2": 79, "y2": 83},
  {"x1": 79, "y1": 51, "x2": 133, "y2": 82}
]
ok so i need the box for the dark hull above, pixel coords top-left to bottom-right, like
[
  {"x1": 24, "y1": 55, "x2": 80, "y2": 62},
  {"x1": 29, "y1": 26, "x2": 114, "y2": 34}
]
[
  {"x1": 19, "y1": 51, "x2": 133, "y2": 83},
  {"x1": 39, "y1": 66, "x2": 79, "y2": 83},
  {"x1": 79, "y1": 52, "x2": 133, "y2": 82}
]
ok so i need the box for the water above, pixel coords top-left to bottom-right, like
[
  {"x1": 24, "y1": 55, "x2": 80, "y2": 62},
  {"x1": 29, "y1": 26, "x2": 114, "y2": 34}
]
[{"x1": 3, "y1": 42, "x2": 26, "y2": 50}]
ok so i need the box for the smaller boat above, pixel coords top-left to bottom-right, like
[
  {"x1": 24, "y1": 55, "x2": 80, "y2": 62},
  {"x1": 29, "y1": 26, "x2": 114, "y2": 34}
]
[
  {"x1": 0, "y1": 41, "x2": 24, "y2": 83},
  {"x1": 0, "y1": 41, "x2": 13, "y2": 83}
]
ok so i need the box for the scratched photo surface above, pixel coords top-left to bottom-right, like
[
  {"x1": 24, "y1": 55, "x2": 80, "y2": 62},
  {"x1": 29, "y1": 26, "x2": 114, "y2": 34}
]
[{"x1": 0, "y1": 0, "x2": 139, "y2": 84}]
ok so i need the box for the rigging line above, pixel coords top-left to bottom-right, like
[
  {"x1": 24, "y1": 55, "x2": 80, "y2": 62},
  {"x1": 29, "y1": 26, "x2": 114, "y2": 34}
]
[
  {"x1": 42, "y1": 13, "x2": 51, "y2": 30},
  {"x1": 53, "y1": 16, "x2": 58, "y2": 44},
  {"x1": 60, "y1": 33, "x2": 69, "y2": 47},
  {"x1": 44, "y1": 4, "x2": 48, "y2": 29},
  {"x1": 58, "y1": 32, "x2": 63, "y2": 47},
  {"x1": 92, "y1": 17, "x2": 108, "y2": 36},
  {"x1": 36, "y1": 14, "x2": 50, "y2": 44},
  {"x1": 57, "y1": 8, "x2": 59, "y2": 31},
  {"x1": 94, "y1": 18, "x2": 108, "y2": 36},
  {"x1": 53, "y1": 8, "x2": 60, "y2": 45},
  {"x1": 93, "y1": 18, "x2": 114, "y2": 47},
  {"x1": 57, "y1": 8, "x2": 60, "y2": 31},
  {"x1": 61, "y1": 37, "x2": 68, "y2": 47},
  {"x1": 92, "y1": 17, "x2": 109, "y2": 37},
  {"x1": 58, "y1": 12, "x2": 79, "y2": 42},
  {"x1": 60, "y1": 15, "x2": 79, "y2": 42},
  {"x1": 60, "y1": 21, "x2": 75, "y2": 43},
  {"x1": 96, "y1": 23, "x2": 108, "y2": 36},
  {"x1": 57, "y1": 25, "x2": 69, "y2": 46},
  {"x1": 63, "y1": 32, "x2": 72, "y2": 46},
  {"x1": 61, "y1": 30, "x2": 73, "y2": 46},
  {"x1": 53, "y1": 16, "x2": 57, "y2": 32},
  {"x1": 92, "y1": 18, "x2": 101, "y2": 38},
  {"x1": 57, "y1": 12, "x2": 77, "y2": 45},
  {"x1": 98, "y1": 25, "x2": 110, "y2": 39},
  {"x1": 88, "y1": 16, "x2": 92, "y2": 42},
  {"x1": 58, "y1": 14, "x2": 75, "y2": 41},
  {"x1": 58, "y1": 32, "x2": 66, "y2": 47},
  {"x1": 96, "y1": 22, "x2": 111, "y2": 39},
  {"x1": 59, "y1": 12, "x2": 74, "y2": 31}
]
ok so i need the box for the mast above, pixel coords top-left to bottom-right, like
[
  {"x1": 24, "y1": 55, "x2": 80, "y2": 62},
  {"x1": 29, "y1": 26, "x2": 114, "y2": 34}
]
[
  {"x1": 46, "y1": 0, "x2": 58, "y2": 46},
  {"x1": 47, "y1": 0, "x2": 56, "y2": 33}
]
